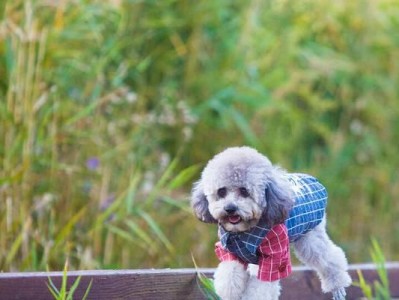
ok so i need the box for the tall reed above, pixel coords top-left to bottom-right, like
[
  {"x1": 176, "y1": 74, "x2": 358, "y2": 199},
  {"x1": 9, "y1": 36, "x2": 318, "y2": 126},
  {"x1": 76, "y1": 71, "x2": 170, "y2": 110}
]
[{"x1": 0, "y1": 0, "x2": 398, "y2": 271}]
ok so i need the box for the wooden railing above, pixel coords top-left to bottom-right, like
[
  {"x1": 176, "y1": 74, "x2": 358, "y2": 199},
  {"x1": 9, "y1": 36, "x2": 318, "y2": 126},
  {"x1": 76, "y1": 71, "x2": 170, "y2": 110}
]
[{"x1": 0, "y1": 263, "x2": 398, "y2": 299}]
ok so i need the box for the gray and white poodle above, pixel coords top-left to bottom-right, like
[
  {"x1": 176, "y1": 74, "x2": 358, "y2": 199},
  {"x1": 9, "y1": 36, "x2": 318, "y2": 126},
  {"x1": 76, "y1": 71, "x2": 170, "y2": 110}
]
[{"x1": 191, "y1": 146, "x2": 351, "y2": 300}]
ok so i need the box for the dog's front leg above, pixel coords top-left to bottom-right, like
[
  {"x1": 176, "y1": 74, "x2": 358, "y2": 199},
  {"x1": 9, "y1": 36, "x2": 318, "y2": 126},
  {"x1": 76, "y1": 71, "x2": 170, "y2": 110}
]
[
  {"x1": 240, "y1": 277, "x2": 281, "y2": 300},
  {"x1": 240, "y1": 264, "x2": 281, "y2": 300},
  {"x1": 214, "y1": 261, "x2": 249, "y2": 300}
]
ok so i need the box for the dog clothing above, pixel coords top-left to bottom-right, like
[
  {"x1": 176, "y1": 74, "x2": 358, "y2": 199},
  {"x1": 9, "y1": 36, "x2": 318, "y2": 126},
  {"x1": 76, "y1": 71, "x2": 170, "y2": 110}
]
[{"x1": 215, "y1": 173, "x2": 327, "y2": 281}]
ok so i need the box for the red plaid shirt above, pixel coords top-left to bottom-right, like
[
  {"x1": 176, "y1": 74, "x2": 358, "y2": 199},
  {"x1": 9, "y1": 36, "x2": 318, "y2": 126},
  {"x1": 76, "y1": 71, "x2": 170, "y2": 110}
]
[{"x1": 215, "y1": 224, "x2": 292, "y2": 281}]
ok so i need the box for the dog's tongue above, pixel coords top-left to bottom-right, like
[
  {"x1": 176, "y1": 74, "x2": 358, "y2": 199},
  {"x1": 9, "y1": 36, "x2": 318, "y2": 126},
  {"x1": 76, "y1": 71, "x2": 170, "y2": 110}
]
[{"x1": 228, "y1": 215, "x2": 241, "y2": 224}]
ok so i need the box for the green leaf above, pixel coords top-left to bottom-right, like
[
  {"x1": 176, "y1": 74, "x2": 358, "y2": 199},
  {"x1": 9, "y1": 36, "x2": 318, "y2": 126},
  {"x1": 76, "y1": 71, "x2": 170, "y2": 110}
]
[
  {"x1": 167, "y1": 164, "x2": 201, "y2": 190},
  {"x1": 229, "y1": 108, "x2": 259, "y2": 146},
  {"x1": 82, "y1": 279, "x2": 93, "y2": 300},
  {"x1": 125, "y1": 220, "x2": 156, "y2": 251},
  {"x1": 138, "y1": 209, "x2": 175, "y2": 253},
  {"x1": 370, "y1": 238, "x2": 389, "y2": 290},
  {"x1": 161, "y1": 196, "x2": 191, "y2": 214},
  {"x1": 46, "y1": 278, "x2": 61, "y2": 300},
  {"x1": 353, "y1": 269, "x2": 373, "y2": 299},
  {"x1": 60, "y1": 260, "x2": 68, "y2": 299},
  {"x1": 67, "y1": 275, "x2": 82, "y2": 300},
  {"x1": 107, "y1": 225, "x2": 136, "y2": 243},
  {"x1": 192, "y1": 254, "x2": 220, "y2": 300},
  {"x1": 54, "y1": 207, "x2": 87, "y2": 249},
  {"x1": 145, "y1": 158, "x2": 180, "y2": 205}
]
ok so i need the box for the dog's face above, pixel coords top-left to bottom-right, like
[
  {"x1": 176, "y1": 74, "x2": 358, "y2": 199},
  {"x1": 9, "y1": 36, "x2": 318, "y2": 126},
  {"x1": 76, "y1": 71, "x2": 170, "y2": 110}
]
[
  {"x1": 207, "y1": 185, "x2": 263, "y2": 232},
  {"x1": 191, "y1": 147, "x2": 294, "y2": 232}
]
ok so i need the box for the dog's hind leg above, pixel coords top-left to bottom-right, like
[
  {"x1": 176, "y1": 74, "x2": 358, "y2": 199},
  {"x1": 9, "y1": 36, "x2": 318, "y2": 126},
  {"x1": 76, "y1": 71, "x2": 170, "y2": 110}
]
[{"x1": 292, "y1": 218, "x2": 352, "y2": 300}]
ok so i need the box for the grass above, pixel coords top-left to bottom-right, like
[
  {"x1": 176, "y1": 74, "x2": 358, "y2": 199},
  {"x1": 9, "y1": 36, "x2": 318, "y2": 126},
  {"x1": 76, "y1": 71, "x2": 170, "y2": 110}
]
[
  {"x1": 192, "y1": 255, "x2": 220, "y2": 300},
  {"x1": 0, "y1": 0, "x2": 399, "y2": 272},
  {"x1": 354, "y1": 239, "x2": 391, "y2": 300},
  {"x1": 47, "y1": 260, "x2": 93, "y2": 300},
  {"x1": 196, "y1": 271, "x2": 220, "y2": 300}
]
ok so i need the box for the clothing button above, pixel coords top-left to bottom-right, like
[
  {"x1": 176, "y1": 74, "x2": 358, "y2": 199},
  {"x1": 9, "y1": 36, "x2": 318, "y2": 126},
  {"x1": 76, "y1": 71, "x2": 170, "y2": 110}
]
[{"x1": 278, "y1": 264, "x2": 286, "y2": 272}]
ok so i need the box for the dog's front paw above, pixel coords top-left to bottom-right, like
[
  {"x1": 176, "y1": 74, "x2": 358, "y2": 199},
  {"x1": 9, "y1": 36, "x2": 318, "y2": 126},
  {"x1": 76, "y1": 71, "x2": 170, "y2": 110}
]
[
  {"x1": 214, "y1": 261, "x2": 249, "y2": 300},
  {"x1": 332, "y1": 287, "x2": 346, "y2": 300},
  {"x1": 320, "y1": 269, "x2": 351, "y2": 296}
]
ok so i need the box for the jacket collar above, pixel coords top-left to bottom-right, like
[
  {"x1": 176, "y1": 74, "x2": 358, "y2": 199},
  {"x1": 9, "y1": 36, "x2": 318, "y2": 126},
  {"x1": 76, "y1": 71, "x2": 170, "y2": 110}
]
[{"x1": 218, "y1": 216, "x2": 270, "y2": 264}]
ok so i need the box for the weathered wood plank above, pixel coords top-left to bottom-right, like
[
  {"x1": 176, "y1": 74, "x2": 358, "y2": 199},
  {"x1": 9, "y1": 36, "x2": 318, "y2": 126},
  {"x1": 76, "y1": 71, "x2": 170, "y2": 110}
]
[
  {"x1": 0, "y1": 263, "x2": 398, "y2": 300},
  {"x1": 281, "y1": 263, "x2": 399, "y2": 299},
  {"x1": 0, "y1": 269, "x2": 207, "y2": 300}
]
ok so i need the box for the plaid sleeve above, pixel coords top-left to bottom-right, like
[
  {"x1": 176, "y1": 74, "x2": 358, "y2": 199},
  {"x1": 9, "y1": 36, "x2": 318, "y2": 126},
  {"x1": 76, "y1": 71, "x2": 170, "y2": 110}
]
[
  {"x1": 257, "y1": 224, "x2": 292, "y2": 281},
  {"x1": 215, "y1": 242, "x2": 248, "y2": 266}
]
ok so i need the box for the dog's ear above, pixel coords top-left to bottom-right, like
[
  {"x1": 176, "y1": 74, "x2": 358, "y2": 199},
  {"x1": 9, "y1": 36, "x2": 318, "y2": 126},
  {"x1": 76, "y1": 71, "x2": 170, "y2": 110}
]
[
  {"x1": 191, "y1": 181, "x2": 217, "y2": 223},
  {"x1": 263, "y1": 174, "x2": 294, "y2": 227}
]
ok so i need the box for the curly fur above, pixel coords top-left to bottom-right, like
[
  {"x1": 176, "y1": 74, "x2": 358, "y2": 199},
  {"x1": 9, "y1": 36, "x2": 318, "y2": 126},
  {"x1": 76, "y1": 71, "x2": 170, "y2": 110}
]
[
  {"x1": 192, "y1": 147, "x2": 294, "y2": 232},
  {"x1": 191, "y1": 146, "x2": 352, "y2": 300},
  {"x1": 214, "y1": 261, "x2": 249, "y2": 300}
]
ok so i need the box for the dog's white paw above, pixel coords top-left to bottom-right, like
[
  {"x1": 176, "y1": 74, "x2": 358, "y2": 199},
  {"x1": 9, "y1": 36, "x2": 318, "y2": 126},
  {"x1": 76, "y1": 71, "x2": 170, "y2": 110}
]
[
  {"x1": 332, "y1": 287, "x2": 346, "y2": 300},
  {"x1": 321, "y1": 269, "x2": 352, "y2": 295}
]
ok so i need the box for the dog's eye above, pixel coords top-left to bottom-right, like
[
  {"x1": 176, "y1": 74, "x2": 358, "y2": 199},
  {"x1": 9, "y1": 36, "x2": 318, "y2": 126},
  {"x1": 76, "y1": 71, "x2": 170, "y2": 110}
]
[
  {"x1": 217, "y1": 187, "x2": 227, "y2": 198},
  {"x1": 239, "y1": 187, "x2": 250, "y2": 198}
]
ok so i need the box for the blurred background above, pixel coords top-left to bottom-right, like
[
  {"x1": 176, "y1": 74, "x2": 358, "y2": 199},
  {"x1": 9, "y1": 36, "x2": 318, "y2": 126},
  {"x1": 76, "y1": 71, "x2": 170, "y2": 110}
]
[{"x1": 1, "y1": 0, "x2": 398, "y2": 272}]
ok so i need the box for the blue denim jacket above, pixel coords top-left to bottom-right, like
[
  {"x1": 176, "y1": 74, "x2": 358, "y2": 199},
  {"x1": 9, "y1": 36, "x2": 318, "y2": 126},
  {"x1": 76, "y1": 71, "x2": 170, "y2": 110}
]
[{"x1": 219, "y1": 173, "x2": 327, "y2": 264}]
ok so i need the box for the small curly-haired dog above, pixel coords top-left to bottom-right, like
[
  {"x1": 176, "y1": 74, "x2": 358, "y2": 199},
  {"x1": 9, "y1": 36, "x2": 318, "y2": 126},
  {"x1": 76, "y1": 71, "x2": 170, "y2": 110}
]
[{"x1": 191, "y1": 146, "x2": 351, "y2": 300}]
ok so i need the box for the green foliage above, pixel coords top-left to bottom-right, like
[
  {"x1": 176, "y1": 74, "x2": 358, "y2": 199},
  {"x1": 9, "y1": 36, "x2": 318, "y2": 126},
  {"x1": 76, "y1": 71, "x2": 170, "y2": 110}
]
[
  {"x1": 193, "y1": 255, "x2": 220, "y2": 300},
  {"x1": 0, "y1": 0, "x2": 399, "y2": 271},
  {"x1": 47, "y1": 260, "x2": 92, "y2": 300},
  {"x1": 354, "y1": 239, "x2": 391, "y2": 300},
  {"x1": 196, "y1": 272, "x2": 220, "y2": 300}
]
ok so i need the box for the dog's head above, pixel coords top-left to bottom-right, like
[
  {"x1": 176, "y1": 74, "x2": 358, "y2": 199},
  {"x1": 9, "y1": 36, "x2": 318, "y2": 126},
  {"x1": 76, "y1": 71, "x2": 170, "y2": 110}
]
[{"x1": 191, "y1": 146, "x2": 294, "y2": 232}]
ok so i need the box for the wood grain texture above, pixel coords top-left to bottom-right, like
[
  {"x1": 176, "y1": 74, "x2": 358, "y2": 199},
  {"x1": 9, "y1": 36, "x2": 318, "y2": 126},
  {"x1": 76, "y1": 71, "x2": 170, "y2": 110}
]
[{"x1": 0, "y1": 263, "x2": 398, "y2": 300}]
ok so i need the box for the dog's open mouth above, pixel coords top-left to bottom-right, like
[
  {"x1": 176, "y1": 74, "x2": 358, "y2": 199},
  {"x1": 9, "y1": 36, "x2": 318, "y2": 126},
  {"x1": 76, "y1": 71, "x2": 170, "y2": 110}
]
[{"x1": 227, "y1": 215, "x2": 242, "y2": 224}]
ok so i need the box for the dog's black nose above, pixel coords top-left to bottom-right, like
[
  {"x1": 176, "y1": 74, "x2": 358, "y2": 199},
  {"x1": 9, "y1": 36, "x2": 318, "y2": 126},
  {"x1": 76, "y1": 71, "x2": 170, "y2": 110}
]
[{"x1": 224, "y1": 204, "x2": 238, "y2": 215}]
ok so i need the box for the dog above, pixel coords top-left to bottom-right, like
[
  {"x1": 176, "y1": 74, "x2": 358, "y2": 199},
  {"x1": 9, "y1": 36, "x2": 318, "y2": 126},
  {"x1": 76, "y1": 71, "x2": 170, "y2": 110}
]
[{"x1": 191, "y1": 146, "x2": 351, "y2": 300}]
